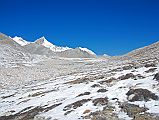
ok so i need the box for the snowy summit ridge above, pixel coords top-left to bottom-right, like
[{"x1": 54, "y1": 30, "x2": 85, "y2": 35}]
[
  {"x1": 35, "y1": 36, "x2": 72, "y2": 52},
  {"x1": 78, "y1": 47, "x2": 96, "y2": 55},
  {"x1": 12, "y1": 36, "x2": 30, "y2": 46},
  {"x1": 11, "y1": 35, "x2": 96, "y2": 56}
]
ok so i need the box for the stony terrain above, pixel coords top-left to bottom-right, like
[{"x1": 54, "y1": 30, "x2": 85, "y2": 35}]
[{"x1": 0, "y1": 33, "x2": 159, "y2": 120}]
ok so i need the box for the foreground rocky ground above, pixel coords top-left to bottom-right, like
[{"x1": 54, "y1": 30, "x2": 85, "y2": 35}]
[
  {"x1": 0, "y1": 56, "x2": 159, "y2": 120},
  {"x1": 0, "y1": 33, "x2": 159, "y2": 119}
]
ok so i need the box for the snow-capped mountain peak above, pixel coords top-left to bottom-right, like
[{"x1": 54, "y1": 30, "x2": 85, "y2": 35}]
[
  {"x1": 11, "y1": 34, "x2": 97, "y2": 57},
  {"x1": 12, "y1": 36, "x2": 29, "y2": 46},
  {"x1": 35, "y1": 37, "x2": 72, "y2": 52},
  {"x1": 79, "y1": 47, "x2": 96, "y2": 55},
  {"x1": 35, "y1": 36, "x2": 54, "y2": 48}
]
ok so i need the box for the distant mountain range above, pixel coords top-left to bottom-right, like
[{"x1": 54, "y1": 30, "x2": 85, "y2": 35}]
[
  {"x1": 0, "y1": 33, "x2": 97, "y2": 58},
  {"x1": 11, "y1": 34, "x2": 96, "y2": 58},
  {"x1": 0, "y1": 32, "x2": 97, "y2": 67},
  {"x1": 1, "y1": 32, "x2": 159, "y2": 62}
]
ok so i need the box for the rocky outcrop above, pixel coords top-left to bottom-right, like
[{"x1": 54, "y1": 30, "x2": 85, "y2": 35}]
[
  {"x1": 63, "y1": 99, "x2": 91, "y2": 111},
  {"x1": 118, "y1": 73, "x2": 135, "y2": 80},
  {"x1": 126, "y1": 88, "x2": 158, "y2": 102},
  {"x1": 120, "y1": 103, "x2": 148, "y2": 118},
  {"x1": 0, "y1": 103, "x2": 61, "y2": 120},
  {"x1": 92, "y1": 98, "x2": 108, "y2": 106}
]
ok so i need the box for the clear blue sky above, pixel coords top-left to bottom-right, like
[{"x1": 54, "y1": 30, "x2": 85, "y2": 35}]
[{"x1": 0, "y1": 0, "x2": 159, "y2": 55}]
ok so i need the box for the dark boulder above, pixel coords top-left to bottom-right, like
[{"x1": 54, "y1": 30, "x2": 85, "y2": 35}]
[
  {"x1": 92, "y1": 98, "x2": 108, "y2": 106},
  {"x1": 99, "y1": 77, "x2": 117, "y2": 84},
  {"x1": 77, "y1": 92, "x2": 90, "y2": 97},
  {"x1": 63, "y1": 99, "x2": 91, "y2": 111},
  {"x1": 120, "y1": 103, "x2": 148, "y2": 118},
  {"x1": 118, "y1": 73, "x2": 135, "y2": 80},
  {"x1": 145, "y1": 68, "x2": 157, "y2": 73},
  {"x1": 145, "y1": 63, "x2": 156, "y2": 68},
  {"x1": 126, "y1": 88, "x2": 158, "y2": 102},
  {"x1": 91, "y1": 84, "x2": 101, "y2": 88},
  {"x1": 97, "y1": 89, "x2": 108, "y2": 93},
  {"x1": 153, "y1": 73, "x2": 159, "y2": 81},
  {"x1": 133, "y1": 74, "x2": 145, "y2": 80},
  {"x1": 122, "y1": 65, "x2": 133, "y2": 70}
]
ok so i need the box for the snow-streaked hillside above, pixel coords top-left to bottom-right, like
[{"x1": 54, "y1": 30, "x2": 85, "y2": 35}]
[
  {"x1": 12, "y1": 36, "x2": 30, "y2": 46},
  {"x1": 0, "y1": 33, "x2": 49, "y2": 68}
]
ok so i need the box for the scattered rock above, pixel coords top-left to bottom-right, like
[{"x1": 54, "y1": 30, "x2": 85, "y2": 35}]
[
  {"x1": 17, "y1": 99, "x2": 30, "y2": 105},
  {"x1": 87, "y1": 106, "x2": 118, "y2": 120},
  {"x1": 90, "y1": 112, "x2": 118, "y2": 120},
  {"x1": 120, "y1": 103, "x2": 148, "y2": 118},
  {"x1": 77, "y1": 92, "x2": 90, "y2": 97},
  {"x1": 43, "y1": 103, "x2": 62, "y2": 112},
  {"x1": 109, "y1": 67, "x2": 123, "y2": 72},
  {"x1": 34, "y1": 116, "x2": 51, "y2": 120},
  {"x1": 83, "y1": 109, "x2": 91, "y2": 114},
  {"x1": 122, "y1": 65, "x2": 133, "y2": 70},
  {"x1": 64, "y1": 110, "x2": 74, "y2": 116},
  {"x1": 118, "y1": 73, "x2": 145, "y2": 81},
  {"x1": 134, "y1": 113, "x2": 159, "y2": 120},
  {"x1": 145, "y1": 68, "x2": 157, "y2": 73},
  {"x1": 97, "y1": 76, "x2": 105, "y2": 80},
  {"x1": 112, "y1": 98, "x2": 119, "y2": 101},
  {"x1": 99, "y1": 77, "x2": 117, "y2": 84},
  {"x1": 63, "y1": 99, "x2": 91, "y2": 111},
  {"x1": 153, "y1": 73, "x2": 159, "y2": 81},
  {"x1": 145, "y1": 63, "x2": 156, "y2": 68},
  {"x1": 92, "y1": 98, "x2": 108, "y2": 106},
  {"x1": 0, "y1": 103, "x2": 61, "y2": 120},
  {"x1": 9, "y1": 110, "x2": 15, "y2": 113},
  {"x1": 28, "y1": 90, "x2": 55, "y2": 97},
  {"x1": 1, "y1": 93, "x2": 15, "y2": 99},
  {"x1": 118, "y1": 73, "x2": 135, "y2": 80},
  {"x1": 65, "y1": 75, "x2": 104, "y2": 85},
  {"x1": 126, "y1": 88, "x2": 158, "y2": 102},
  {"x1": 97, "y1": 89, "x2": 108, "y2": 93},
  {"x1": 91, "y1": 84, "x2": 101, "y2": 88},
  {"x1": 134, "y1": 74, "x2": 145, "y2": 80}
]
